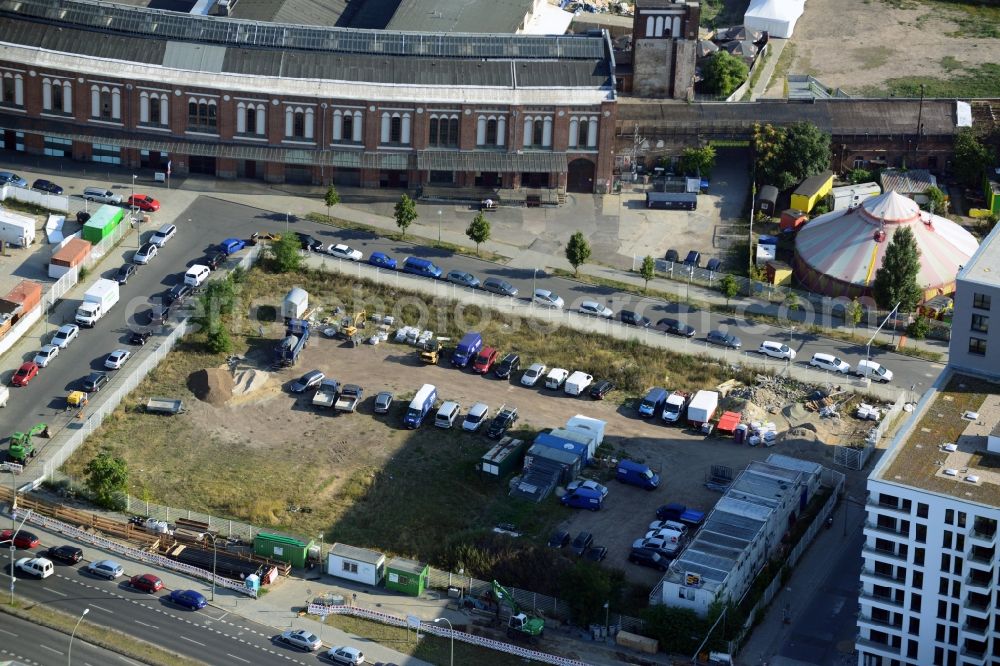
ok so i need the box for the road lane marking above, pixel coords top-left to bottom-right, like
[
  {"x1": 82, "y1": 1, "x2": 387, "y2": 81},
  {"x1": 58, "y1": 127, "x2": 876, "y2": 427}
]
[
  {"x1": 0, "y1": 628, "x2": 16, "y2": 637},
  {"x1": 180, "y1": 636, "x2": 206, "y2": 646},
  {"x1": 42, "y1": 586, "x2": 67, "y2": 597},
  {"x1": 40, "y1": 644, "x2": 64, "y2": 655},
  {"x1": 117, "y1": 656, "x2": 143, "y2": 666},
  {"x1": 134, "y1": 620, "x2": 159, "y2": 629},
  {"x1": 89, "y1": 604, "x2": 113, "y2": 614},
  {"x1": 227, "y1": 654, "x2": 250, "y2": 663}
]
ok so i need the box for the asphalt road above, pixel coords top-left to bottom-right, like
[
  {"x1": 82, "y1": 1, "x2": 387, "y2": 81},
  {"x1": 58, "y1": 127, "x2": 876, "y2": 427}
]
[
  {"x1": 2, "y1": 543, "x2": 326, "y2": 666},
  {"x1": 0, "y1": 610, "x2": 138, "y2": 666}
]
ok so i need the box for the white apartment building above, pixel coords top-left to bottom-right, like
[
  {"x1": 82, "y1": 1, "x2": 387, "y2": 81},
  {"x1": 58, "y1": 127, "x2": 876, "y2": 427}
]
[{"x1": 857, "y1": 371, "x2": 1000, "y2": 666}]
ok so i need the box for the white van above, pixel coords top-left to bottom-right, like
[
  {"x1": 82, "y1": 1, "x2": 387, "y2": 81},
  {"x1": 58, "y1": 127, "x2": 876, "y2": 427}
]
[
  {"x1": 434, "y1": 401, "x2": 461, "y2": 429},
  {"x1": 184, "y1": 264, "x2": 210, "y2": 287},
  {"x1": 809, "y1": 352, "x2": 850, "y2": 374},
  {"x1": 15, "y1": 557, "x2": 54, "y2": 579},
  {"x1": 544, "y1": 368, "x2": 569, "y2": 390},
  {"x1": 462, "y1": 402, "x2": 489, "y2": 432},
  {"x1": 855, "y1": 359, "x2": 893, "y2": 383},
  {"x1": 564, "y1": 371, "x2": 593, "y2": 396}
]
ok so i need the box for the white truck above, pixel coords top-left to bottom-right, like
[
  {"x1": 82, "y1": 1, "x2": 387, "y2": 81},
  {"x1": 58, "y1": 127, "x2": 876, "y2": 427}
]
[
  {"x1": 687, "y1": 390, "x2": 719, "y2": 428},
  {"x1": 75, "y1": 278, "x2": 120, "y2": 327},
  {"x1": 563, "y1": 371, "x2": 593, "y2": 396},
  {"x1": 334, "y1": 384, "x2": 364, "y2": 413},
  {"x1": 662, "y1": 390, "x2": 691, "y2": 424},
  {"x1": 312, "y1": 379, "x2": 339, "y2": 409}
]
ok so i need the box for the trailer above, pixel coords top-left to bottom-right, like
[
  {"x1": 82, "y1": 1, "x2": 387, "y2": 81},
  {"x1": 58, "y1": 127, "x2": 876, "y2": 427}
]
[
  {"x1": 334, "y1": 384, "x2": 363, "y2": 413},
  {"x1": 828, "y1": 182, "x2": 880, "y2": 211},
  {"x1": 687, "y1": 390, "x2": 719, "y2": 429},
  {"x1": 145, "y1": 397, "x2": 185, "y2": 415}
]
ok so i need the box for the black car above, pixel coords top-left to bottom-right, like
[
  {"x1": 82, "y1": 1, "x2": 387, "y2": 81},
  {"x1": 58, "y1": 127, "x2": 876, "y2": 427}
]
[
  {"x1": 205, "y1": 252, "x2": 227, "y2": 271},
  {"x1": 149, "y1": 303, "x2": 172, "y2": 325},
  {"x1": 486, "y1": 407, "x2": 518, "y2": 439},
  {"x1": 82, "y1": 372, "x2": 109, "y2": 392},
  {"x1": 656, "y1": 318, "x2": 696, "y2": 337},
  {"x1": 76, "y1": 211, "x2": 91, "y2": 224},
  {"x1": 570, "y1": 531, "x2": 593, "y2": 557},
  {"x1": 166, "y1": 283, "x2": 193, "y2": 305},
  {"x1": 582, "y1": 545, "x2": 608, "y2": 563},
  {"x1": 620, "y1": 310, "x2": 651, "y2": 328},
  {"x1": 129, "y1": 330, "x2": 152, "y2": 346},
  {"x1": 683, "y1": 250, "x2": 701, "y2": 267},
  {"x1": 494, "y1": 353, "x2": 520, "y2": 379},
  {"x1": 45, "y1": 545, "x2": 83, "y2": 564},
  {"x1": 589, "y1": 379, "x2": 615, "y2": 400},
  {"x1": 115, "y1": 263, "x2": 137, "y2": 284},
  {"x1": 706, "y1": 330, "x2": 741, "y2": 349},
  {"x1": 628, "y1": 546, "x2": 669, "y2": 571},
  {"x1": 296, "y1": 232, "x2": 323, "y2": 252},
  {"x1": 664, "y1": 249, "x2": 680, "y2": 263},
  {"x1": 32, "y1": 178, "x2": 63, "y2": 195},
  {"x1": 547, "y1": 530, "x2": 570, "y2": 548}
]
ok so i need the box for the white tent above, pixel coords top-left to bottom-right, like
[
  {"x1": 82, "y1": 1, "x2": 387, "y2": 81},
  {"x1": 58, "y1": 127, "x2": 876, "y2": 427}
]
[{"x1": 744, "y1": 0, "x2": 805, "y2": 39}]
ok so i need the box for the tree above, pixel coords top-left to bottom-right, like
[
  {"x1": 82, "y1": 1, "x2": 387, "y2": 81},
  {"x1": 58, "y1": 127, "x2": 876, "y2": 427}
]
[
  {"x1": 872, "y1": 226, "x2": 923, "y2": 311},
  {"x1": 394, "y1": 194, "x2": 418, "y2": 239},
  {"x1": 848, "y1": 167, "x2": 874, "y2": 184},
  {"x1": 953, "y1": 128, "x2": 994, "y2": 189},
  {"x1": 922, "y1": 186, "x2": 947, "y2": 215},
  {"x1": 466, "y1": 212, "x2": 491, "y2": 256},
  {"x1": 752, "y1": 121, "x2": 831, "y2": 190},
  {"x1": 846, "y1": 297, "x2": 864, "y2": 331},
  {"x1": 565, "y1": 231, "x2": 591, "y2": 276},
  {"x1": 678, "y1": 145, "x2": 717, "y2": 178},
  {"x1": 206, "y1": 326, "x2": 233, "y2": 353},
  {"x1": 323, "y1": 185, "x2": 341, "y2": 219},
  {"x1": 640, "y1": 605, "x2": 706, "y2": 655},
  {"x1": 558, "y1": 562, "x2": 615, "y2": 627},
  {"x1": 85, "y1": 449, "x2": 129, "y2": 510},
  {"x1": 907, "y1": 315, "x2": 931, "y2": 339},
  {"x1": 270, "y1": 232, "x2": 302, "y2": 273},
  {"x1": 702, "y1": 51, "x2": 749, "y2": 97},
  {"x1": 719, "y1": 274, "x2": 739, "y2": 306},
  {"x1": 639, "y1": 255, "x2": 656, "y2": 291}
]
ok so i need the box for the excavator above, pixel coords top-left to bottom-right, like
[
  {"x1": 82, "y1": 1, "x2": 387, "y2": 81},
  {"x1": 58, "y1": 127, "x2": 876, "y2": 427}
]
[
  {"x1": 339, "y1": 310, "x2": 366, "y2": 347},
  {"x1": 7, "y1": 423, "x2": 49, "y2": 464},
  {"x1": 491, "y1": 580, "x2": 544, "y2": 642}
]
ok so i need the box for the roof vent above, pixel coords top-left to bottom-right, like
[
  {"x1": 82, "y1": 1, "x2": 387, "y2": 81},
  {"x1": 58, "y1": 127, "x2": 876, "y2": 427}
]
[
  {"x1": 943, "y1": 468, "x2": 959, "y2": 476},
  {"x1": 965, "y1": 475, "x2": 980, "y2": 484},
  {"x1": 941, "y1": 443, "x2": 958, "y2": 452}
]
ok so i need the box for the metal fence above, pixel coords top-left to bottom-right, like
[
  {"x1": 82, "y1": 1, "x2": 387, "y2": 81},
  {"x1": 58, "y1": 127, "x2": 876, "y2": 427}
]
[{"x1": 833, "y1": 390, "x2": 907, "y2": 471}]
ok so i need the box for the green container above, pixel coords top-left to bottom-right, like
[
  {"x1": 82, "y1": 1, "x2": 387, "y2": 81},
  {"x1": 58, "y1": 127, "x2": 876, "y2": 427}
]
[
  {"x1": 253, "y1": 533, "x2": 313, "y2": 568},
  {"x1": 385, "y1": 557, "x2": 428, "y2": 596},
  {"x1": 82, "y1": 205, "x2": 124, "y2": 244}
]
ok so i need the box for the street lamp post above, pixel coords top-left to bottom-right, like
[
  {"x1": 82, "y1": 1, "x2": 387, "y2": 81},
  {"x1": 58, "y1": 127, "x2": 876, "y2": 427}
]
[
  {"x1": 437, "y1": 210, "x2": 442, "y2": 245},
  {"x1": 866, "y1": 301, "x2": 901, "y2": 361},
  {"x1": 433, "y1": 617, "x2": 453, "y2": 666},
  {"x1": 531, "y1": 268, "x2": 537, "y2": 304},
  {"x1": 68, "y1": 607, "x2": 90, "y2": 665},
  {"x1": 205, "y1": 534, "x2": 218, "y2": 601},
  {"x1": 285, "y1": 211, "x2": 290, "y2": 234}
]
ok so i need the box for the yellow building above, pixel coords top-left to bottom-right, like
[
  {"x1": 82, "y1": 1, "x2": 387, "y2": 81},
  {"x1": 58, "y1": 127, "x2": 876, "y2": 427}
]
[{"x1": 790, "y1": 171, "x2": 834, "y2": 213}]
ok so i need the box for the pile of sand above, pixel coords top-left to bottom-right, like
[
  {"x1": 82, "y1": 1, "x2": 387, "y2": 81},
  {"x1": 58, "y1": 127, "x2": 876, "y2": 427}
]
[
  {"x1": 232, "y1": 369, "x2": 270, "y2": 396},
  {"x1": 187, "y1": 368, "x2": 235, "y2": 406}
]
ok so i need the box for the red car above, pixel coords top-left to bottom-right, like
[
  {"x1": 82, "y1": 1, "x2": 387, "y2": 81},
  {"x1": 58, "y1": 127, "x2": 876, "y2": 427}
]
[
  {"x1": 129, "y1": 573, "x2": 163, "y2": 593},
  {"x1": 0, "y1": 529, "x2": 40, "y2": 549},
  {"x1": 127, "y1": 194, "x2": 160, "y2": 212},
  {"x1": 11, "y1": 362, "x2": 38, "y2": 386},
  {"x1": 471, "y1": 347, "x2": 498, "y2": 374}
]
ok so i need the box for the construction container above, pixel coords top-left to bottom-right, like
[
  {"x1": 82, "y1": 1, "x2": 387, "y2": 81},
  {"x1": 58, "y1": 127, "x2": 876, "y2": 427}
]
[
  {"x1": 616, "y1": 630, "x2": 658, "y2": 654},
  {"x1": 3, "y1": 279, "x2": 41, "y2": 317},
  {"x1": 790, "y1": 171, "x2": 833, "y2": 213},
  {"x1": 480, "y1": 437, "x2": 526, "y2": 479},
  {"x1": 49, "y1": 238, "x2": 92, "y2": 278},
  {"x1": 765, "y1": 260, "x2": 792, "y2": 286},
  {"x1": 81, "y1": 205, "x2": 124, "y2": 244},
  {"x1": 0, "y1": 210, "x2": 36, "y2": 247},
  {"x1": 253, "y1": 533, "x2": 314, "y2": 569},
  {"x1": 779, "y1": 209, "x2": 808, "y2": 232},
  {"x1": 282, "y1": 287, "x2": 309, "y2": 320},
  {"x1": 385, "y1": 557, "x2": 428, "y2": 596},
  {"x1": 327, "y1": 543, "x2": 385, "y2": 586}
]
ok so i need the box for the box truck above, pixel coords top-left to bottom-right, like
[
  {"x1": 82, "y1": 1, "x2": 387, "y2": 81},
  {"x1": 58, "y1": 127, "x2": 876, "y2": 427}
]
[
  {"x1": 404, "y1": 384, "x2": 437, "y2": 428},
  {"x1": 451, "y1": 332, "x2": 483, "y2": 367},
  {"x1": 687, "y1": 390, "x2": 719, "y2": 428},
  {"x1": 75, "y1": 278, "x2": 120, "y2": 327}
]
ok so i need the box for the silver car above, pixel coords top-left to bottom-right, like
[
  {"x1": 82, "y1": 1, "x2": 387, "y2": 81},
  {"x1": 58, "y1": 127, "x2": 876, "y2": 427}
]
[
  {"x1": 446, "y1": 270, "x2": 480, "y2": 288},
  {"x1": 278, "y1": 629, "x2": 322, "y2": 652},
  {"x1": 87, "y1": 559, "x2": 124, "y2": 579},
  {"x1": 520, "y1": 362, "x2": 547, "y2": 387}
]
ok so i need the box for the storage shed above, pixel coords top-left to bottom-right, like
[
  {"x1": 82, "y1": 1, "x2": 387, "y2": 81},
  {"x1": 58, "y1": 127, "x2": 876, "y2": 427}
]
[
  {"x1": 385, "y1": 557, "x2": 428, "y2": 596},
  {"x1": 49, "y1": 238, "x2": 92, "y2": 278},
  {"x1": 253, "y1": 533, "x2": 314, "y2": 569},
  {"x1": 282, "y1": 287, "x2": 309, "y2": 321},
  {"x1": 2, "y1": 280, "x2": 41, "y2": 318},
  {"x1": 880, "y1": 168, "x2": 938, "y2": 205},
  {"x1": 480, "y1": 437, "x2": 527, "y2": 479},
  {"x1": 790, "y1": 172, "x2": 834, "y2": 213},
  {"x1": 779, "y1": 209, "x2": 808, "y2": 232},
  {"x1": 81, "y1": 205, "x2": 124, "y2": 244},
  {"x1": 327, "y1": 543, "x2": 386, "y2": 586},
  {"x1": 757, "y1": 185, "x2": 778, "y2": 215},
  {"x1": 0, "y1": 210, "x2": 36, "y2": 247}
]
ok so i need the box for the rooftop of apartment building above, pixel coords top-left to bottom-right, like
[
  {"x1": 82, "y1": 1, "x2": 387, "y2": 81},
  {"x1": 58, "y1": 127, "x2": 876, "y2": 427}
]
[
  {"x1": 957, "y1": 219, "x2": 1000, "y2": 287},
  {"x1": 873, "y1": 371, "x2": 1000, "y2": 507}
]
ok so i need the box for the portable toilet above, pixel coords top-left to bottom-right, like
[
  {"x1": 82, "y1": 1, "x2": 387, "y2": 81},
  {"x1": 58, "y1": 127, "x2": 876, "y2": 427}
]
[
  {"x1": 385, "y1": 557, "x2": 429, "y2": 596},
  {"x1": 245, "y1": 573, "x2": 260, "y2": 594},
  {"x1": 253, "y1": 533, "x2": 314, "y2": 568},
  {"x1": 282, "y1": 287, "x2": 308, "y2": 320}
]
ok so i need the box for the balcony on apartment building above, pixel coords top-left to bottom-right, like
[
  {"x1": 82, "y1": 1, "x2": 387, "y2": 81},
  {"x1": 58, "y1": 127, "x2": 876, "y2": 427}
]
[
  {"x1": 862, "y1": 543, "x2": 909, "y2": 564},
  {"x1": 859, "y1": 588, "x2": 906, "y2": 610},
  {"x1": 961, "y1": 617, "x2": 990, "y2": 640},
  {"x1": 868, "y1": 497, "x2": 912, "y2": 518},
  {"x1": 855, "y1": 633, "x2": 902, "y2": 659},
  {"x1": 965, "y1": 570, "x2": 994, "y2": 594},
  {"x1": 859, "y1": 566, "x2": 907, "y2": 587},
  {"x1": 967, "y1": 543, "x2": 995, "y2": 565},
  {"x1": 963, "y1": 592, "x2": 993, "y2": 618},
  {"x1": 970, "y1": 518, "x2": 998, "y2": 546},
  {"x1": 865, "y1": 520, "x2": 909, "y2": 539},
  {"x1": 857, "y1": 611, "x2": 904, "y2": 633}
]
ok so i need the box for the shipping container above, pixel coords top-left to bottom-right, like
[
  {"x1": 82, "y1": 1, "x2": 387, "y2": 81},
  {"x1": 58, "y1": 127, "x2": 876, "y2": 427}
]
[
  {"x1": 49, "y1": 238, "x2": 93, "y2": 278},
  {"x1": 81, "y1": 205, "x2": 124, "y2": 244},
  {"x1": 480, "y1": 437, "x2": 527, "y2": 478},
  {"x1": 4, "y1": 280, "x2": 41, "y2": 316},
  {"x1": 253, "y1": 533, "x2": 314, "y2": 569},
  {"x1": 385, "y1": 557, "x2": 428, "y2": 596}
]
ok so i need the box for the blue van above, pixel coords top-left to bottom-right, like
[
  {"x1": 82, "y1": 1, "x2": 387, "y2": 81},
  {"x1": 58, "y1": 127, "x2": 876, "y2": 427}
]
[
  {"x1": 402, "y1": 257, "x2": 443, "y2": 279},
  {"x1": 560, "y1": 487, "x2": 603, "y2": 511},
  {"x1": 451, "y1": 332, "x2": 483, "y2": 368},
  {"x1": 616, "y1": 459, "x2": 660, "y2": 490},
  {"x1": 638, "y1": 387, "x2": 668, "y2": 418},
  {"x1": 404, "y1": 383, "x2": 437, "y2": 428},
  {"x1": 368, "y1": 252, "x2": 397, "y2": 270}
]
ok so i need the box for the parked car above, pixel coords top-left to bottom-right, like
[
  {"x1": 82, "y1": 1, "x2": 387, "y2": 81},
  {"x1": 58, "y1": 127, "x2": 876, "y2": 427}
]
[
  {"x1": 486, "y1": 407, "x2": 518, "y2": 439},
  {"x1": 0, "y1": 529, "x2": 39, "y2": 549},
  {"x1": 445, "y1": 270, "x2": 480, "y2": 288},
  {"x1": 520, "y1": 362, "x2": 546, "y2": 387},
  {"x1": 82, "y1": 186, "x2": 122, "y2": 204},
  {"x1": 620, "y1": 310, "x2": 650, "y2": 327},
  {"x1": 278, "y1": 629, "x2": 322, "y2": 651},
  {"x1": 87, "y1": 559, "x2": 124, "y2": 579},
  {"x1": 51, "y1": 324, "x2": 79, "y2": 349},
  {"x1": 11, "y1": 362, "x2": 38, "y2": 386},
  {"x1": 13, "y1": 557, "x2": 53, "y2": 579},
  {"x1": 706, "y1": 330, "x2": 741, "y2": 349},
  {"x1": 368, "y1": 252, "x2": 397, "y2": 270},
  {"x1": 45, "y1": 545, "x2": 83, "y2": 564},
  {"x1": 628, "y1": 546, "x2": 669, "y2": 571},
  {"x1": 296, "y1": 232, "x2": 323, "y2": 252},
  {"x1": 327, "y1": 244, "x2": 363, "y2": 261},
  {"x1": 205, "y1": 252, "x2": 227, "y2": 271},
  {"x1": 565, "y1": 478, "x2": 609, "y2": 498},
  {"x1": 290, "y1": 370, "x2": 325, "y2": 393},
  {"x1": 324, "y1": 646, "x2": 365, "y2": 665},
  {"x1": 183, "y1": 265, "x2": 210, "y2": 288},
  {"x1": 579, "y1": 300, "x2": 613, "y2": 318},
  {"x1": 115, "y1": 263, "x2": 137, "y2": 284},
  {"x1": 656, "y1": 503, "x2": 706, "y2": 527},
  {"x1": 127, "y1": 194, "x2": 160, "y2": 212},
  {"x1": 33, "y1": 344, "x2": 60, "y2": 368},
  {"x1": 682, "y1": 250, "x2": 701, "y2": 267},
  {"x1": 471, "y1": 347, "x2": 498, "y2": 374},
  {"x1": 547, "y1": 530, "x2": 571, "y2": 548},
  {"x1": 104, "y1": 349, "x2": 132, "y2": 370},
  {"x1": 483, "y1": 277, "x2": 518, "y2": 297},
  {"x1": 705, "y1": 258, "x2": 722, "y2": 272},
  {"x1": 758, "y1": 340, "x2": 795, "y2": 360},
  {"x1": 149, "y1": 223, "x2": 176, "y2": 247},
  {"x1": 129, "y1": 573, "x2": 163, "y2": 593},
  {"x1": 656, "y1": 318, "x2": 695, "y2": 337},
  {"x1": 166, "y1": 283, "x2": 193, "y2": 305},
  {"x1": 809, "y1": 353, "x2": 850, "y2": 374},
  {"x1": 462, "y1": 402, "x2": 490, "y2": 432},
  {"x1": 133, "y1": 242, "x2": 158, "y2": 265},
  {"x1": 664, "y1": 249, "x2": 680, "y2": 263},
  {"x1": 494, "y1": 353, "x2": 520, "y2": 379},
  {"x1": 373, "y1": 391, "x2": 393, "y2": 414},
  {"x1": 583, "y1": 545, "x2": 608, "y2": 562},
  {"x1": 81, "y1": 372, "x2": 109, "y2": 392},
  {"x1": 32, "y1": 178, "x2": 63, "y2": 195},
  {"x1": 129, "y1": 330, "x2": 152, "y2": 346},
  {"x1": 219, "y1": 238, "x2": 246, "y2": 256},
  {"x1": 533, "y1": 288, "x2": 564, "y2": 309},
  {"x1": 0, "y1": 171, "x2": 28, "y2": 188},
  {"x1": 76, "y1": 211, "x2": 91, "y2": 224},
  {"x1": 589, "y1": 379, "x2": 615, "y2": 399},
  {"x1": 570, "y1": 531, "x2": 594, "y2": 556},
  {"x1": 168, "y1": 589, "x2": 207, "y2": 610}
]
